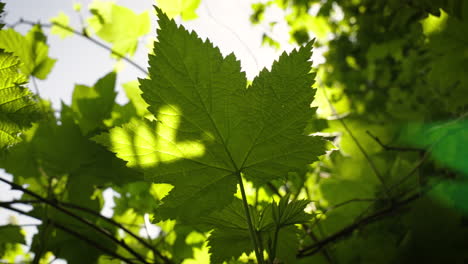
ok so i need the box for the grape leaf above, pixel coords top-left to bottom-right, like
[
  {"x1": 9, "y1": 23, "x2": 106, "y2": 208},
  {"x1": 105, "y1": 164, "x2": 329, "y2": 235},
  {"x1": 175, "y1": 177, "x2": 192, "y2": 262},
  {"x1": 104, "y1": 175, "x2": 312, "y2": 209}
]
[
  {"x1": 122, "y1": 80, "x2": 150, "y2": 117},
  {"x1": 269, "y1": 195, "x2": 312, "y2": 227},
  {"x1": 0, "y1": 102, "x2": 141, "y2": 204},
  {"x1": 87, "y1": 2, "x2": 150, "y2": 57},
  {"x1": 200, "y1": 199, "x2": 253, "y2": 263},
  {"x1": 201, "y1": 197, "x2": 311, "y2": 263},
  {"x1": 259, "y1": 197, "x2": 312, "y2": 263},
  {"x1": 71, "y1": 72, "x2": 117, "y2": 134},
  {"x1": 0, "y1": 51, "x2": 40, "y2": 150},
  {"x1": 0, "y1": 26, "x2": 56, "y2": 79},
  {"x1": 95, "y1": 7, "x2": 325, "y2": 222},
  {"x1": 50, "y1": 12, "x2": 73, "y2": 39},
  {"x1": 156, "y1": 0, "x2": 201, "y2": 20}
]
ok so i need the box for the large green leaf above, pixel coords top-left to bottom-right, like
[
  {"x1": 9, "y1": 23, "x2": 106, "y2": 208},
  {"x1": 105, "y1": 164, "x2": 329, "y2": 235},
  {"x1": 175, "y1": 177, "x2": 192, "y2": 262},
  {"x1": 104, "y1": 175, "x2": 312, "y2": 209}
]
[
  {"x1": 0, "y1": 51, "x2": 40, "y2": 150},
  {"x1": 0, "y1": 26, "x2": 56, "y2": 79},
  {"x1": 95, "y1": 7, "x2": 324, "y2": 222}
]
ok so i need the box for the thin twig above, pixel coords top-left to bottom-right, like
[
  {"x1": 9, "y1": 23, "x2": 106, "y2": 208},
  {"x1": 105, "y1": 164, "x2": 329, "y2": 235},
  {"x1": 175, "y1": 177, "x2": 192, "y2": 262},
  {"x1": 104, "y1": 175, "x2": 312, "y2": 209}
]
[
  {"x1": 324, "y1": 198, "x2": 377, "y2": 212},
  {"x1": 30, "y1": 76, "x2": 41, "y2": 97},
  {"x1": 0, "y1": 177, "x2": 150, "y2": 264},
  {"x1": 2, "y1": 199, "x2": 172, "y2": 264},
  {"x1": 388, "y1": 150, "x2": 430, "y2": 192},
  {"x1": 267, "y1": 182, "x2": 282, "y2": 197},
  {"x1": 302, "y1": 224, "x2": 335, "y2": 263},
  {"x1": 297, "y1": 192, "x2": 421, "y2": 258},
  {"x1": 319, "y1": 86, "x2": 391, "y2": 198},
  {"x1": 366, "y1": 130, "x2": 425, "y2": 152},
  {"x1": 59, "y1": 201, "x2": 171, "y2": 264},
  {"x1": 11, "y1": 19, "x2": 148, "y2": 75},
  {"x1": 0, "y1": 204, "x2": 136, "y2": 264}
]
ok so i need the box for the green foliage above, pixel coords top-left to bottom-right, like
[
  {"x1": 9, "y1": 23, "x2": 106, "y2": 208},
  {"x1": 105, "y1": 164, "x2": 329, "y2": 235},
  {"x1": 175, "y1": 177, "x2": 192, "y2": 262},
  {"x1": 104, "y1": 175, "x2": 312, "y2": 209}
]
[
  {"x1": 0, "y1": 225, "x2": 25, "y2": 257},
  {"x1": 50, "y1": 12, "x2": 73, "y2": 39},
  {"x1": 71, "y1": 72, "x2": 117, "y2": 135},
  {"x1": 0, "y1": 26, "x2": 56, "y2": 79},
  {"x1": 95, "y1": 8, "x2": 324, "y2": 225},
  {"x1": 87, "y1": 1, "x2": 150, "y2": 57},
  {"x1": 156, "y1": 0, "x2": 202, "y2": 20},
  {"x1": 249, "y1": 0, "x2": 468, "y2": 263},
  {"x1": 0, "y1": 51, "x2": 41, "y2": 150},
  {"x1": 0, "y1": 0, "x2": 467, "y2": 263},
  {"x1": 201, "y1": 197, "x2": 311, "y2": 263}
]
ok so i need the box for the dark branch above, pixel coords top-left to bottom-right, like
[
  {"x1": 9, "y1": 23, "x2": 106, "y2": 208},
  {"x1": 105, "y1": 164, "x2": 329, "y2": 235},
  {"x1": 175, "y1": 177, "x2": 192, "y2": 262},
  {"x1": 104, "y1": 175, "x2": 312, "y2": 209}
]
[
  {"x1": 10, "y1": 19, "x2": 148, "y2": 75},
  {"x1": 297, "y1": 193, "x2": 421, "y2": 258},
  {"x1": 366, "y1": 130, "x2": 425, "y2": 152},
  {"x1": 320, "y1": 86, "x2": 391, "y2": 198},
  {"x1": 1, "y1": 199, "x2": 172, "y2": 264},
  {"x1": 0, "y1": 177, "x2": 151, "y2": 264},
  {"x1": 324, "y1": 198, "x2": 377, "y2": 212},
  {"x1": 0, "y1": 204, "x2": 136, "y2": 264},
  {"x1": 302, "y1": 224, "x2": 335, "y2": 263}
]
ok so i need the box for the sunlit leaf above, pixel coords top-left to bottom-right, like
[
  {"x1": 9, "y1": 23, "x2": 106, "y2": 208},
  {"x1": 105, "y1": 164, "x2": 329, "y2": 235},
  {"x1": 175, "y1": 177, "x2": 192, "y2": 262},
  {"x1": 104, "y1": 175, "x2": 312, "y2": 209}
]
[
  {"x1": 95, "y1": 7, "x2": 325, "y2": 223},
  {"x1": 0, "y1": 51, "x2": 40, "y2": 150},
  {"x1": 87, "y1": 1, "x2": 150, "y2": 57},
  {"x1": 50, "y1": 12, "x2": 73, "y2": 39},
  {"x1": 0, "y1": 26, "x2": 56, "y2": 79},
  {"x1": 156, "y1": 0, "x2": 201, "y2": 20}
]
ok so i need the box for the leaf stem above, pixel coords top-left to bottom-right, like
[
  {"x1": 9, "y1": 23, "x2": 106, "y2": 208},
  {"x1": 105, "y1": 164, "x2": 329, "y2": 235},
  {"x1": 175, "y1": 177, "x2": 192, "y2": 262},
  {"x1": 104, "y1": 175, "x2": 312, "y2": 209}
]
[
  {"x1": 269, "y1": 227, "x2": 280, "y2": 263},
  {"x1": 236, "y1": 172, "x2": 264, "y2": 263}
]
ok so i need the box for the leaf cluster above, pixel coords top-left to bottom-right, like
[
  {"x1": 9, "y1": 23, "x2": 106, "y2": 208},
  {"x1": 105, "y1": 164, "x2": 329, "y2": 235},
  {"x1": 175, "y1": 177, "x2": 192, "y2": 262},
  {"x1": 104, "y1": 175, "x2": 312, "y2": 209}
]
[{"x1": 0, "y1": 0, "x2": 467, "y2": 263}]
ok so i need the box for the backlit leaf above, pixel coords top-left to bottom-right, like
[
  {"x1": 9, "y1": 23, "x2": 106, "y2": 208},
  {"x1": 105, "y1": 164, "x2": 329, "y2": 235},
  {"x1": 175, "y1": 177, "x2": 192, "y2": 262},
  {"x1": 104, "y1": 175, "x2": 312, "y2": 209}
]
[
  {"x1": 156, "y1": 0, "x2": 201, "y2": 20},
  {"x1": 0, "y1": 26, "x2": 56, "y2": 79},
  {"x1": 87, "y1": 1, "x2": 150, "y2": 57},
  {"x1": 95, "y1": 7, "x2": 325, "y2": 223},
  {"x1": 71, "y1": 72, "x2": 117, "y2": 134},
  {"x1": 0, "y1": 51, "x2": 40, "y2": 150},
  {"x1": 50, "y1": 12, "x2": 73, "y2": 39}
]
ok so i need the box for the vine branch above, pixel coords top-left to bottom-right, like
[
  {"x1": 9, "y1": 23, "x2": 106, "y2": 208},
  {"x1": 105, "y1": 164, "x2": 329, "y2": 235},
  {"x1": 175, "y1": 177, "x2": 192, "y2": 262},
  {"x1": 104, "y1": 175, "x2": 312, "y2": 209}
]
[
  {"x1": 0, "y1": 199, "x2": 172, "y2": 264},
  {"x1": 297, "y1": 192, "x2": 421, "y2": 258},
  {"x1": 366, "y1": 130, "x2": 425, "y2": 152},
  {"x1": 0, "y1": 204, "x2": 136, "y2": 264},
  {"x1": 319, "y1": 86, "x2": 391, "y2": 198},
  {"x1": 9, "y1": 19, "x2": 148, "y2": 75},
  {"x1": 0, "y1": 177, "x2": 151, "y2": 264}
]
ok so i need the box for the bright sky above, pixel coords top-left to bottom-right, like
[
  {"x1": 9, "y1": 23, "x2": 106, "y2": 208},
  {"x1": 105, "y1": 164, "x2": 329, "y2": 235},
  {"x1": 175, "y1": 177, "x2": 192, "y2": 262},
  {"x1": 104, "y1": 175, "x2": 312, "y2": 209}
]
[
  {"x1": 2, "y1": 0, "x2": 303, "y2": 107},
  {"x1": 0, "y1": 0, "x2": 323, "y2": 261}
]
